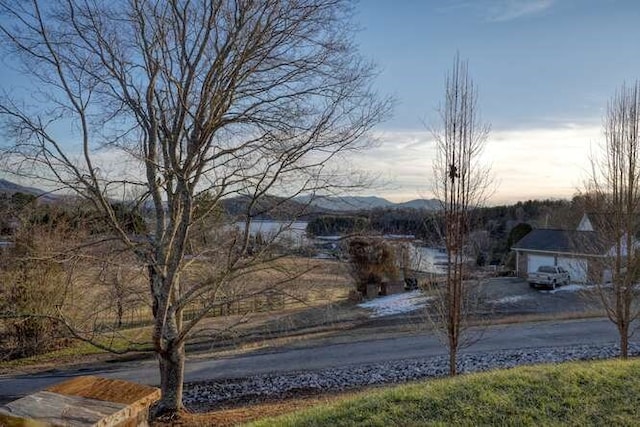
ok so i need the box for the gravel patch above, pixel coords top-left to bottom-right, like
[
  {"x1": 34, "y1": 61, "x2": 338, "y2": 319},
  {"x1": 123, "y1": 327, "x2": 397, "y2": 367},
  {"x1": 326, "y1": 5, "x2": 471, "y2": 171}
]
[{"x1": 183, "y1": 343, "x2": 640, "y2": 410}]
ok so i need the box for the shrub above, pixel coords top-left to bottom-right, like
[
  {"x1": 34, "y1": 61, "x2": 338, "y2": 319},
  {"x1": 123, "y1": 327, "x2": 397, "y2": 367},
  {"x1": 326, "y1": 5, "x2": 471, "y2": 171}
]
[
  {"x1": 0, "y1": 258, "x2": 66, "y2": 358},
  {"x1": 347, "y1": 237, "x2": 398, "y2": 296},
  {"x1": 0, "y1": 222, "x2": 72, "y2": 359}
]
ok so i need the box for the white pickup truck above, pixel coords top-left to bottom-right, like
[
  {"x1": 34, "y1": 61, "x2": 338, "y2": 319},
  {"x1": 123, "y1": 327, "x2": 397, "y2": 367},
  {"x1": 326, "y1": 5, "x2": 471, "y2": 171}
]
[{"x1": 527, "y1": 265, "x2": 570, "y2": 290}]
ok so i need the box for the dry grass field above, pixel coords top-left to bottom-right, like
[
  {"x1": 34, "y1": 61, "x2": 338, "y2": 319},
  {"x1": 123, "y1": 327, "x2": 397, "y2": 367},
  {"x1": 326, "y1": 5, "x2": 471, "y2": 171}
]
[{"x1": 0, "y1": 255, "x2": 356, "y2": 369}]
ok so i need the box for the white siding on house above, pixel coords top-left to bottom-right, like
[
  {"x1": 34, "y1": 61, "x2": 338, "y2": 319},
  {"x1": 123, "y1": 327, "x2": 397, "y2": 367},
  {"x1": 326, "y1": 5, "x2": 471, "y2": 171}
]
[
  {"x1": 527, "y1": 254, "x2": 555, "y2": 273},
  {"x1": 557, "y1": 257, "x2": 587, "y2": 283}
]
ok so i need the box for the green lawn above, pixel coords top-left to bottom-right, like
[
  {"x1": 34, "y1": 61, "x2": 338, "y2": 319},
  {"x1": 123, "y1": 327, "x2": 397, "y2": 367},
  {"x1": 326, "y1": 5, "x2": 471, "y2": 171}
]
[
  {"x1": 0, "y1": 329, "x2": 152, "y2": 371},
  {"x1": 247, "y1": 358, "x2": 640, "y2": 426}
]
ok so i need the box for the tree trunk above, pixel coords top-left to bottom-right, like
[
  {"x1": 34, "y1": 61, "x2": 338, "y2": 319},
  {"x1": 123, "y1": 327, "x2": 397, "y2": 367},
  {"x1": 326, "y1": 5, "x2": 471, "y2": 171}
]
[
  {"x1": 154, "y1": 342, "x2": 186, "y2": 416},
  {"x1": 619, "y1": 323, "x2": 629, "y2": 359},
  {"x1": 115, "y1": 267, "x2": 124, "y2": 328},
  {"x1": 449, "y1": 344, "x2": 457, "y2": 376}
]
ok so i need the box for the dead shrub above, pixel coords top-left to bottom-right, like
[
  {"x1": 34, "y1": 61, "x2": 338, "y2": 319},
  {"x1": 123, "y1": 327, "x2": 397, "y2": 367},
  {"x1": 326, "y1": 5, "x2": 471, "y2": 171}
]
[
  {"x1": 347, "y1": 237, "x2": 398, "y2": 297},
  {"x1": 0, "y1": 218, "x2": 78, "y2": 359}
]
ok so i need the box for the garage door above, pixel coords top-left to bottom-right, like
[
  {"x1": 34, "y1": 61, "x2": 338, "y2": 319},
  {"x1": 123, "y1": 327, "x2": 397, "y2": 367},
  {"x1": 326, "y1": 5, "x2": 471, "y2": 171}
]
[
  {"x1": 527, "y1": 254, "x2": 555, "y2": 273},
  {"x1": 557, "y1": 257, "x2": 587, "y2": 283}
]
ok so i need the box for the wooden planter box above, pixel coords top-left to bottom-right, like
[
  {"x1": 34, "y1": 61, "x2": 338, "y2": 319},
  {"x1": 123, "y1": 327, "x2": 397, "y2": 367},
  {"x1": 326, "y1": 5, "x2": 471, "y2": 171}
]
[
  {"x1": 365, "y1": 283, "x2": 380, "y2": 298},
  {"x1": 380, "y1": 281, "x2": 405, "y2": 296},
  {"x1": 0, "y1": 376, "x2": 160, "y2": 427}
]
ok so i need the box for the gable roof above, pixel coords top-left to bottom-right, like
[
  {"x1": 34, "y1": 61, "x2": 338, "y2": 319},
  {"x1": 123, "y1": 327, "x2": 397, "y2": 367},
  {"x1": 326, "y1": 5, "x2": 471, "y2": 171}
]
[
  {"x1": 577, "y1": 213, "x2": 594, "y2": 231},
  {"x1": 511, "y1": 229, "x2": 604, "y2": 256},
  {"x1": 577, "y1": 212, "x2": 614, "y2": 233}
]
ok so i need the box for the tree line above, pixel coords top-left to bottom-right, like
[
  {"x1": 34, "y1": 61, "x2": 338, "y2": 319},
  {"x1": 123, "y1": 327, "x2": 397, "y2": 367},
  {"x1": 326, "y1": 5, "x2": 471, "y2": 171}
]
[{"x1": 306, "y1": 198, "x2": 584, "y2": 265}]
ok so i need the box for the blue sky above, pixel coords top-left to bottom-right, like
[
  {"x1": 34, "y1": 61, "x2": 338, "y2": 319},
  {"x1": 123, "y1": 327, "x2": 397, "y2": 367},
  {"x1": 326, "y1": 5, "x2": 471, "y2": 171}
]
[
  {"x1": 2, "y1": 1, "x2": 638, "y2": 205},
  {"x1": 351, "y1": 0, "x2": 640, "y2": 203}
]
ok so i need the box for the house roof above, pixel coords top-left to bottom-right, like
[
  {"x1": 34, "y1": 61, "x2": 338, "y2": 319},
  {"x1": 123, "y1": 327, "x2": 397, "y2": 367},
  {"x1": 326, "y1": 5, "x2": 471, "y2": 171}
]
[
  {"x1": 511, "y1": 229, "x2": 605, "y2": 255},
  {"x1": 577, "y1": 212, "x2": 613, "y2": 233}
]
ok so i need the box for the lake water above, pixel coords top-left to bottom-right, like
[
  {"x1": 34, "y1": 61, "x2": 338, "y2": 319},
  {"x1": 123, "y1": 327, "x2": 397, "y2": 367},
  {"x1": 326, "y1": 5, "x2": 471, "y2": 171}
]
[
  {"x1": 235, "y1": 220, "x2": 309, "y2": 246},
  {"x1": 232, "y1": 221, "x2": 452, "y2": 273}
]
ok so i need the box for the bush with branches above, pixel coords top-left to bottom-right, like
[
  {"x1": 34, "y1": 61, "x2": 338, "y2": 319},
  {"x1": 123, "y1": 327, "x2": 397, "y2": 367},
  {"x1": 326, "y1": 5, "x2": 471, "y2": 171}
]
[
  {"x1": 0, "y1": 222, "x2": 71, "y2": 359},
  {"x1": 347, "y1": 237, "x2": 398, "y2": 297}
]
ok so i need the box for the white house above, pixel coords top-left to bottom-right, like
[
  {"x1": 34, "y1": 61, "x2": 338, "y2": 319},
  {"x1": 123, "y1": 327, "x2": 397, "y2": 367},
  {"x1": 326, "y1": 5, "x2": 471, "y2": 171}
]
[{"x1": 511, "y1": 214, "x2": 611, "y2": 283}]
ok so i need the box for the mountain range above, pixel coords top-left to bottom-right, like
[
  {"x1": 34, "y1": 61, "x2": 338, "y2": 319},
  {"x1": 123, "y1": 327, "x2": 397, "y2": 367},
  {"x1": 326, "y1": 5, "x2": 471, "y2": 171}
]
[
  {"x1": 0, "y1": 178, "x2": 440, "y2": 212},
  {"x1": 0, "y1": 179, "x2": 45, "y2": 197},
  {"x1": 294, "y1": 195, "x2": 441, "y2": 212}
]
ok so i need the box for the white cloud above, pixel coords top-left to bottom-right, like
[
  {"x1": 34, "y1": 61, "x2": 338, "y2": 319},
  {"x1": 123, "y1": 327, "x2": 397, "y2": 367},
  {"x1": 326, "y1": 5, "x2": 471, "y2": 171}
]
[
  {"x1": 352, "y1": 124, "x2": 601, "y2": 205},
  {"x1": 7, "y1": 123, "x2": 602, "y2": 207},
  {"x1": 486, "y1": 0, "x2": 555, "y2": 22},
  {"x1": 5, "y1": 147, "x2": 147, "y2": 197},
  {"x1": 445, "y1": 0, "x2": 556, "y2": 22}
]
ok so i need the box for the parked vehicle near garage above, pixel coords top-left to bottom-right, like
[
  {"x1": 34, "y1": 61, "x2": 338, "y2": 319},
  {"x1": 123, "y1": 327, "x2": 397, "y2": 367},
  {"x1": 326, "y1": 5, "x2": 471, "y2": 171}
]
[{"x1": 527, "y1": 265, "x2": 570, "y2": 290}]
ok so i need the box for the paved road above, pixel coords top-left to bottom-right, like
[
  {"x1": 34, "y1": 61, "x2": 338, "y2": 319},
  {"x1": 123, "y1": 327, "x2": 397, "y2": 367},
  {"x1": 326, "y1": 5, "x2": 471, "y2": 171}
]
[{"x1": 0, "y1": 317, "x2": 623, "y2": 403}]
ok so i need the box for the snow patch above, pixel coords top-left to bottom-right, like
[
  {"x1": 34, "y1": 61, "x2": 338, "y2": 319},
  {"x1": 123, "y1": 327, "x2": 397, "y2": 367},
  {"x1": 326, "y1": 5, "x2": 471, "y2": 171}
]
[
  {"x1": 490, "y1": 295, "x2": 530, "y2": 304},
  {"x1": 358, "y1": 290, "x2": 432, "y2": 318},
  {"x1": 544, "y1": 283, "x2": 588, "y2": 294}
]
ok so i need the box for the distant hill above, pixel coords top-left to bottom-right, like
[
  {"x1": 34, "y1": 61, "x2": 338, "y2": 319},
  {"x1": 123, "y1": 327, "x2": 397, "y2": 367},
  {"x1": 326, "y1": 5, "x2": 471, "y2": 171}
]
[
  {"x1": 0, "y1": 179, "x2": 440, "y2": 214},
  {"x1": 0, "y1": 179, "x2": 67, "y2": 203},
  {"x1": 0, "y1": 179, "x2": 44, "y2": 196},
  {"x1": 295, "y1": 195, "x2": 395, "y2": 211},
  {"x1": 396, "y1": 199, "x2": 441, "y2": 210},
  {"x1": 295, "y1": 195, "x2": 441, "y2": 212}
]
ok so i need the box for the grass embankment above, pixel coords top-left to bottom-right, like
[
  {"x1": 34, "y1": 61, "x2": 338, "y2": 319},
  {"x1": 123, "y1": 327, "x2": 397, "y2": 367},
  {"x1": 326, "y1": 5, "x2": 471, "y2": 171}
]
[
  {"x1": 247, "y1": 358, "x2": 640, "y2": 426},
  {"x1": 0, "y1": 329, "x2": 152, "y2": 373}
]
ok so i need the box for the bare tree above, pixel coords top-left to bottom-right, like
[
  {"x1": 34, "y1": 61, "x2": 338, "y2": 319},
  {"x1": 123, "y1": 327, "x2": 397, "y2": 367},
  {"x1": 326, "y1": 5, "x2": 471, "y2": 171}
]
[
  {"x1": 429, "y1": 54, "x2": 491, "y2": 375},
  {"x1": 586, "y1": 81, "x2": 640, "y2": 359},
  {"x1": 0, "y1": 0, "x2": 390, "y2": 415}
]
